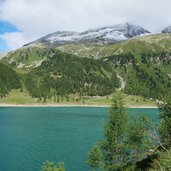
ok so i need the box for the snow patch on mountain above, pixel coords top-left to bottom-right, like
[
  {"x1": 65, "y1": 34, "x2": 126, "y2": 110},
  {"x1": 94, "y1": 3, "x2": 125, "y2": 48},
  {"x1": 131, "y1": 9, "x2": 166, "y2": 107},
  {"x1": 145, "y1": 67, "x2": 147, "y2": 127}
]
[{"x1": 26, "y1": 23, "x2": 150, "y2": 47}]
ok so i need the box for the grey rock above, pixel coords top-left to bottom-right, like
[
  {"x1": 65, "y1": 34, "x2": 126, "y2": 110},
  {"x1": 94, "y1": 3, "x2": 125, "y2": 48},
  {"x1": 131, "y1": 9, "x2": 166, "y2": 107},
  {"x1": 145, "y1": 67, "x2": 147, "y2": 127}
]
[{"x1": 162, "y1": 26, "x2": 171, "y2": 33}]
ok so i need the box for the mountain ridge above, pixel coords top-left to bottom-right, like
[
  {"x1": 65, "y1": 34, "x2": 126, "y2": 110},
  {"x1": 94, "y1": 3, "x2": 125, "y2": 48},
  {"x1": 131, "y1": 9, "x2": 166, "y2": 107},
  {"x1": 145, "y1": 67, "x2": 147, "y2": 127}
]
[
  {"x1": 25, "y1": 23, "x2": 150, "y2": 47},
  {"x1": 2, "y1": 33, "x2": 171, "y2": 69}
]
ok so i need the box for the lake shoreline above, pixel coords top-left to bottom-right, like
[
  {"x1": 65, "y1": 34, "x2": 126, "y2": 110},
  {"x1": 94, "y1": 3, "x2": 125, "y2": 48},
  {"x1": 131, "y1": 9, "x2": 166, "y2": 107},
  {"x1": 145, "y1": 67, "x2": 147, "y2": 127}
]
[{"x1": 0, "y1": 103, "x2": 158, "y2": 108}]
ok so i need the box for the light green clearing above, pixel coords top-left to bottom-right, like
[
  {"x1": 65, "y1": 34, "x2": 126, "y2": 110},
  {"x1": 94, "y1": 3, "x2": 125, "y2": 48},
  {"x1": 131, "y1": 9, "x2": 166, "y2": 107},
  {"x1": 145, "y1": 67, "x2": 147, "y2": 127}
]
[{"x1": 0, "y1": 90, "x2": 156, "y2": 107}]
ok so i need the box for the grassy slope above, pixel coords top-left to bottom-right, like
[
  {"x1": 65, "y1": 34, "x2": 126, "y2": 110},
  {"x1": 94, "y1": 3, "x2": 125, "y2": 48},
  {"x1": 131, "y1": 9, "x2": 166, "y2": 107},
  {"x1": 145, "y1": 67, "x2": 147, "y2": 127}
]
[
  {"x1": 4, "y1": 34, "x2": 171, "y2": 68},
  {"x1": 0, "y1": 89, "x2": 156, "y2": 107},
  {"x1": 3, "y1": 33, "x2": 171, "y2": 75},
  {"x1": 0, "y1": 90, "x2": 38, "y2": 104},
  {"x1": 2, "y1": 47, "x2": 56, "y2": 69},
  {"x1": 57, "y1": 34, "x2": 171, "y2": 58}
]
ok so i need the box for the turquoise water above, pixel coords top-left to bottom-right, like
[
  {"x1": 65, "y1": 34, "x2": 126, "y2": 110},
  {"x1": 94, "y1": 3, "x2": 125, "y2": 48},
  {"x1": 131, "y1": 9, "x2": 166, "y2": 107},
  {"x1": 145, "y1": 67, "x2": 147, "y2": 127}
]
[{"x1": 0, "y1": 107, "x2": 159, "y2": 171}]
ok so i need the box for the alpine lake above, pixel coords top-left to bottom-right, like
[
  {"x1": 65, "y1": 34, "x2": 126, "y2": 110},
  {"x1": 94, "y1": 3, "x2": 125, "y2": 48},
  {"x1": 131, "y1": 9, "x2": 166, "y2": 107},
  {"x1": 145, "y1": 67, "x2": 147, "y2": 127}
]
[{"x1": 0, "y1": 107, "x2": 159, "y2": 171}]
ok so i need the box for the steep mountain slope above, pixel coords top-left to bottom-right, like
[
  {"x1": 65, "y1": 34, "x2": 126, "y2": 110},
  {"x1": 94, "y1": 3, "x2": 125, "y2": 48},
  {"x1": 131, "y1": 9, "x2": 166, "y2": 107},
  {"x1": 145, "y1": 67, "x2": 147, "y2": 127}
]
[
  {"x1": 25, "y1": 23, "x2": 150, "y2": 47},
  {"x1": 162, "y1": 26, "x2": 171, "y2": 33},
  {"x1": 0, "y1": 62, "x2": 21, "y2": 97}
]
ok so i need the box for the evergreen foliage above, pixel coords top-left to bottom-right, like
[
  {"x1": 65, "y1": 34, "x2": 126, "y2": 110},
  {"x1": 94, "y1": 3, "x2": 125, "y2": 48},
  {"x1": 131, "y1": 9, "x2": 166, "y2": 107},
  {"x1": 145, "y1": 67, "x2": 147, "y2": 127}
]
[
  {"x1": 158, "y1": 102, "x2": 171, "y2": 148},
  {"x1": 0, "y1": 62, "x2": 21, "y2": 97},
  {"x1": 105, "y1": 51, "x2": 171, "y2": 99},
  {"x1": 150, "y1": 149, "x2": 171, "y2": 171},
  {"x1": 25, "y1": 50, "x2": 119, "y2": 99},
  {"x1": 124, "y1": 64, "x2": 171, "y2": 99},
  {"x1": 87, "y1": 92, "x2": 154, "y2": 171},
  {"x1": 41, "y1": 161, "x2": 65, "y2": 171}
]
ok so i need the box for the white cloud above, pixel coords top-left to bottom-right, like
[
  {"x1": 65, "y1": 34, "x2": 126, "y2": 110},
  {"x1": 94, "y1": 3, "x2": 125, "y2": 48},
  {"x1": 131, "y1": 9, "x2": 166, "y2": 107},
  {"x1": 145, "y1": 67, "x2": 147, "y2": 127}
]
[
  {"x1": 0, "y1": 32, "x2": 29, "y2": 50},
  {"x1": 0, "y1": 0, "x2": 171, "y2": 50}
]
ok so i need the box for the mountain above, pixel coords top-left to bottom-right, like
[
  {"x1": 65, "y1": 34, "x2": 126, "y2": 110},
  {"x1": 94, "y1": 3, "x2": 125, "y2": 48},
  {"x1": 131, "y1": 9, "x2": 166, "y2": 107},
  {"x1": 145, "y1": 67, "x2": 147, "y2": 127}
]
[
  {"x1": 25, "y1": 23, "x2": 150, "y2": 47},
  {"x1": 162, "y1": 26, "x2": 171, "y2": 33},
  {"x1": 1, "y1": 32, "x2": 171, "y2": 100},
  {"x1": 3, "y1": 33, "x2": 171, "y2": 71}
]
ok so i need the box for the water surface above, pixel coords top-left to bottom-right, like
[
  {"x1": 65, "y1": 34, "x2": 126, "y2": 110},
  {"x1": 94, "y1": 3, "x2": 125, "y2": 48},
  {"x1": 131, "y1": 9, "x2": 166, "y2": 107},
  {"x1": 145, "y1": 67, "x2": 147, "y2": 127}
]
[{"x1": 0, "y1": 107, "x2": 159, "y2": 171}]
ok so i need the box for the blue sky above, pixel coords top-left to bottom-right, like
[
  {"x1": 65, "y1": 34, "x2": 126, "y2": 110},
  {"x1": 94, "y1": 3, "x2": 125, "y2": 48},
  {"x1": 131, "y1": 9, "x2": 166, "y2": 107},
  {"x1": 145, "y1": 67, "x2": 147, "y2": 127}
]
[{"x1": 0, "y1": 21, "x2": 18, "y2": 52}]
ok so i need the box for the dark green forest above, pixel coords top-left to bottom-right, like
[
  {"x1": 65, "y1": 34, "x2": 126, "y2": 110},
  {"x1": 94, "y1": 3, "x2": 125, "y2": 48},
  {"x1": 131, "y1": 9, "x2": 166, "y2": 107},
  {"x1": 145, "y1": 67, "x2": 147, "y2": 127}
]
[
  {"x1": 1, "y1": 48, "x2": 171, "y2": 101},
  {"x1": 125, "y1": 64, "x2": 171, "y2": 99},
  {"x1": 25, "y1": 51, "x2": 119, "y2": 100},
  {"x1": 105, "y1": 52, "x2": 171, "y2": 99},
  {"x1": 0, "y1": 62, "x2": 21, "y2": 98}
]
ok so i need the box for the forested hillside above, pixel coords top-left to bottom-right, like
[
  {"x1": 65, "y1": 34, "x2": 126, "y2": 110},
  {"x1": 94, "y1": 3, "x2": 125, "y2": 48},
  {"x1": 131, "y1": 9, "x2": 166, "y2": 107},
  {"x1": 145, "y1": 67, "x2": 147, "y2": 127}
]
[
  {"x1": 105, "y1": 52, "x2": 171, "y2": 99},
  {"x1": 0, "y1": 62, "x2": 21, "y2": 97},
  {"x1": 25, "y1": 51, "x2": 119, "y2": 101}
]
